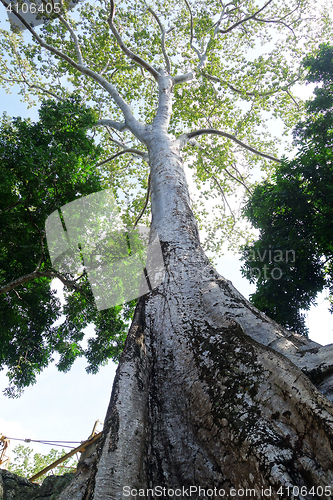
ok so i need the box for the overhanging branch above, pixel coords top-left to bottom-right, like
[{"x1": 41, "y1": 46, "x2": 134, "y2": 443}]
[
  {"x1": 177, "y1": 129, "x2": 281, "y2": 163},
  {"x1": 202, "y1": 72, "x2": 301, "y2": 104},
  {"x1": 0, "y1": 269, "x2": 84, "y2": 295}
]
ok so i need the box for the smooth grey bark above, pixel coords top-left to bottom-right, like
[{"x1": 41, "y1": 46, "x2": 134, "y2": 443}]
[{"x1": 58, "y1": 74, "x2": 333, "y2": 500}]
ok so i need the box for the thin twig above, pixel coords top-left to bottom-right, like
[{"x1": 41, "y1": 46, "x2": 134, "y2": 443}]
[
  {"x1": 224, "y1": 168, "x2": 252, "y2": 194},
  {"x1": 133, "y1": 174, "x2": 151, "y2": 228},
  {"x1": 183, "y1": 0, "x2": 201, "y2": 59},
  {"x1": 218, "y1": 0, "x2": 274, "y2": 34},
  {"x1": 201, "y1": 164, "x2": 236, "y2": 224}
]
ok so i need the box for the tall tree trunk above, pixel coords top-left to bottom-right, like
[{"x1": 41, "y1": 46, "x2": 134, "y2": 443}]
[
  {"x1": 58, "y1": 77, "x2": 333, "y2": 499},
  {"x1": 58, "y1": 132, "x2": 333, "y2": 500}
]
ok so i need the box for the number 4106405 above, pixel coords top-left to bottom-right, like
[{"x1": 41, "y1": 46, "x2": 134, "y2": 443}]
[{"x1": 6, "y1": 2, "x2": 60, "y2": 14}]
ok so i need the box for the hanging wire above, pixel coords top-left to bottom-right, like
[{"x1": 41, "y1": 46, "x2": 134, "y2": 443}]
[{"x1": 4, "y1": 437, "x2": 82, "y2": 449}]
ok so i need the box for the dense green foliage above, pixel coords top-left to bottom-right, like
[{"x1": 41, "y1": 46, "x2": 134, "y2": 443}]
[
  {"x1": 0, "y1": 97, "x2": 135, "y2": 397},
  {"x1": 241, "y1": 45, "x2": 333, "y2": 335},
  {"x1": 8, "y1": 444, "x2": 77, "y2": 482}
]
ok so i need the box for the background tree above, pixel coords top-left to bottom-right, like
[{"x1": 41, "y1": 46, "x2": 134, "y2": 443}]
[
  {"x1": 0, "y1": 96, "x2": 135, "y2": 397},
  {"x1": 1, "y1": 0, "x2": 333, "y2": 497},
  {"x1": 8, "y1": 444, "x2": 77, "y2": 483},
  {"x1": 241, "y1": 44, "x2": 333, "y2": 336}
]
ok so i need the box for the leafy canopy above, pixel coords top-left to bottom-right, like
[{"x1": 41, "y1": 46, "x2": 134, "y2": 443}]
[
  {"x1": 0, "y1": 96, "x2": 135, "y2": 397},
  {"x1": 240, "y1": 44, "x2": 333, "y2": 335},
  {"x1": 1, "y1": 0, "x2": 332, "y2": 253}
]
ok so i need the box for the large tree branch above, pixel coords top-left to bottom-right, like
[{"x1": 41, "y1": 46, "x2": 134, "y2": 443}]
[
  {"x1": 173, "y1": 72, "x2": 194, "y2": 84},
  {"x1": 0, "y1": 0, "x2": 146, "y2": 141},
  {"x1": 152, "y1": 72, "x2": 173, "y2": 131},
  {"x1": 108, "y1": 0, "x2": 160, "y2": 80},
  {"x1": 177, "y1": 129, "x2": 280, "y2": 162}
]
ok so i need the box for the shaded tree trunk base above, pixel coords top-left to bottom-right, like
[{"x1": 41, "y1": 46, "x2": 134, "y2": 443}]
[{"x1": 58, "y1": 242, "x2": 333, "y2": 500}]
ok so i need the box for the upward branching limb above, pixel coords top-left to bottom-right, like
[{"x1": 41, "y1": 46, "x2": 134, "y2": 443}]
[
  {"x1": 183, "y1": 0, "x2": 203, "y2": 62},
  {"x1": 108, "y1": 0, "x2": 160, "y2": 80},
  {"x1": 182, "y1": 0, "x2": 223, "y2": 73},
  {"x1": 0, "y1": 0, "x2": 146, "y2": 141},
  {"x1": 174, "y1": 0, "x2": 298, "y2": 86},
  {"x1": 143, "y1": 1, "x2": 171, "y2": 74},
  {"x1": 177, "y1": 129, "x2": 281, "y2": 163},
  {"x1": 56, "y1": 0, "x2": 84, "y2": 65}
]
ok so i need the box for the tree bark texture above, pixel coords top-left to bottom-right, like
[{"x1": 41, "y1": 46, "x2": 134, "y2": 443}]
[{"x1": 58, "y1": 76, "x2": 333, "y2": 500}]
